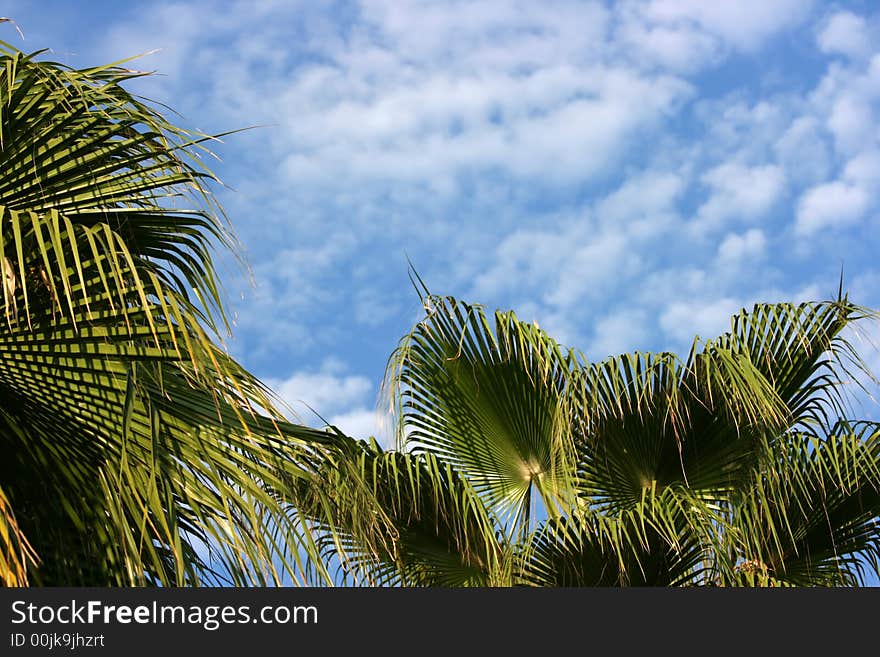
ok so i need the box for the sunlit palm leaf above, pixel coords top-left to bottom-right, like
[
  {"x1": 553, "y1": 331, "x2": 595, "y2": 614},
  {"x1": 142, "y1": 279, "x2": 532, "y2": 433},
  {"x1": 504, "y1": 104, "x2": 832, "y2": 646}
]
[
  {"x1": 0, "y1": 271, "x2": 345, "y2": 584},
  {"x1": 727, "y1": 423, "x2": 880, "y2": 586},
  {"x1": 386, "y1": 291, "x2": 581, "y2": 536},
  {"x1": 0, "y1": 42, "x2": 352, "y2": 586},
  {"x1": 377, "y1": 287, "x2": 880, "y2": 587},
  {"x1": 0, "y1": 42, "x2": 234, "y2": 332},
  {"x1": 573, "y1": 301, "x2": 872, "y2": 515}
]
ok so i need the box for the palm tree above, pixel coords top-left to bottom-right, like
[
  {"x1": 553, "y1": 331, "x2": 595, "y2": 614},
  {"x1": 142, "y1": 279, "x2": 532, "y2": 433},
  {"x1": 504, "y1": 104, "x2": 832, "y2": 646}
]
[
  {"x1": 0, "y1": 41, "x2": 355, "y2": 586},
  {"x1": 293, "y1": 281, "x2": 880, "y2": 586}
]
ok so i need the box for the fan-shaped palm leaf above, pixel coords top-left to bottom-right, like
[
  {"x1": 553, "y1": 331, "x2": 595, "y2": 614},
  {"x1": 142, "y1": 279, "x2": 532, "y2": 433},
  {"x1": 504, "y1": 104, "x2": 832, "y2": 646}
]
[
  {"x1": 377, "y1": 284, "x2": 880, "y2": 587},
  {"x1": 385, "y1": 290, "x2": 582, "y2": 538}
]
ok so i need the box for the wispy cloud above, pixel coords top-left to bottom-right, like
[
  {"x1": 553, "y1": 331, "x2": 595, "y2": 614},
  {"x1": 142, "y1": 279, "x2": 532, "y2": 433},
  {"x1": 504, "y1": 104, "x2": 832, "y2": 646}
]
[
  {"x1": 640, "y1": 0, "x2": 814, "y2": 51},
  {"x1": 818, "y1": 10, "x2": 874, "y2": 61},
  {"x1": 265, "y1": 358, "x2": 391, "y2": 445},
  {"x1": 696, "y1": 163, "x2": 786, "y2": 231},
  {"x1": 16, "y1": 0, "x2": 879, "y2": 393},
  {"x1": 717, "y1": 229, "x2": 767, "y2": 266}
]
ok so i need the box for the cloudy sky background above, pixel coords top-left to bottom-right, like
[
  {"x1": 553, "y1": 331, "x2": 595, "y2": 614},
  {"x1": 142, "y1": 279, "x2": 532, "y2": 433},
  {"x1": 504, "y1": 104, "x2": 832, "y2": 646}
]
[{"x1": 8, "y1": 0, "x2": 880, "y2": 443}]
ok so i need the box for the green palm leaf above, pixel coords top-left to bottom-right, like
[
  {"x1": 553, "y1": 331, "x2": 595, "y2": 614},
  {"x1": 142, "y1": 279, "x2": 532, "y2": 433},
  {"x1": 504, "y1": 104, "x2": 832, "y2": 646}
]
[
  {"x1": 287, "y1": 434, "x2": 505, "y2": 586},
  {"x1": 374, "y1": 285, "x2": 880, "y2": 587},
  {"x1": 386, "y1": 291, "x2": 580, "y2": 536},
  {"x1": 728, "y1": 423, "x2": 880, "y2": 586},
  {"x1": 521, "y1": 487, "x2": 717, "y2": 586},
  {"x1": 0, "y1": 42, "x2": 354, "y2": 586}
]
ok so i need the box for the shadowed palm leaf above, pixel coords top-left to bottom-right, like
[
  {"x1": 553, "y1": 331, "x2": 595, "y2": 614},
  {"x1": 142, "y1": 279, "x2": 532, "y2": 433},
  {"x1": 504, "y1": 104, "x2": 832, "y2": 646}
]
[{"x1": 286, "y1": 434, "x2": 504, "y2": 586}]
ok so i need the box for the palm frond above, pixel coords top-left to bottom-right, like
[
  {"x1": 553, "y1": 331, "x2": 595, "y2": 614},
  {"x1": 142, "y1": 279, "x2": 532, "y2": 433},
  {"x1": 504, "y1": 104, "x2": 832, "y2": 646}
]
[
  {"x1": 384, "y1": 293, "x2": 580, "y2": 536},
  {"x1": 727, "y1": 423, "x2": 880, "y2": 586},
  {"x1": 285, "y1": 434, "x2": 506, "y2": 586},
  {"x1": 380, "y1": 292, "x2": 880, "y2": 587},
  {"x1": 521, "y1": 486, "x2": 720, "y2": 586},
  {"x1": 0, "y1": 43, "x2": 347, "y2": 586},
  {"x1": 0, "y1": 483, "x2": 37, "y2": 586}
]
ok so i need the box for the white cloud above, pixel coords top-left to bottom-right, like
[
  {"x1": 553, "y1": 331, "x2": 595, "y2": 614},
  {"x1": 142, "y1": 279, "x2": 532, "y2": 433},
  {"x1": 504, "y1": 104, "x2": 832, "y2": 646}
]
[
  {"x1": 642, "y1": 0, "x2": 813, "y2": 51},
  {"x1": 265, "y1": 359, "x2": 373, "y2": 420},
  {"x1": 359, "y1": 0, "x2": 611, "y2": 69},
  {"x1": 828, "y1": 95, "x2": 877, "y2": 156},
  {"x1": 98, "y1": 4, "x2": 206, "y2": 83},
  {"x1": 264, "y1": 359, "x2": 393, "y2": 446},
  {"x1": 842, "y1": 149, "x2": 880, "y2": 186},
  {"x1": 229, "y1": 235, "x2": 359, "y2": 363},
  {"x1": 134, "y1": 2, "x2": 696, "y2": 192},
  {"x1": 697, "y1": 162, "x2": 786, "y2": 228},
  {"x1": 717, "y1": 229, "x2": 766, "y2": 266},
  {"x1": 791, "y1": 28, "x2": 880, "y2": 238},
  {"x1": 597, "y1": 170, "x2": 685, "y2": 224},
  {"x1": 809, "y1": 50, "x2": 880, "y2": 158},
  {"x1": 773, "y1": 116, "x2": 831, "y2": 185},
  {"x1": 588, "y1": 309, "x2": 650, "y2": 360},
  {"x1": 354, "y1": 286, "x2": 403, "y2": 328},
  {"x1": 795, "y1": 181, "x2": 869, "y2": 235},
  {"x1": 660, "y1": 297, "x2": 742, "y2": 343},
  {"x1": 694, "y1": 99, "x2": 795, "y2": 166},
  {"x1": 636, "y1": 267, "x2": 710, "y2": 310},
  {"x1": 329, "y1": 408, "x2": 391, "y2": 446},
  {"x1": 470, "y1": 214, "x2": 649, "y2": 321},
  {"x1": 614, "y1": 10, "x2": 720, "y2": 73},
  {"x1": 548, "y1": 232, "x2": 640, "y2": 307},
  {"x1": 818, "y1": 11, "x2": 873, "y2": 61},
  {"x1": 280, "y1": 64, "x2": 692, "y2": 187},
  {"x1": 470, "y1": 225, "x2": 576, "y2": 301},
  {"x1": 788, "y1": 283, "x2": 824, "y2": 304},
  {"x1": 472, "y1": 164, "x2": 691, "y2": 321},
  {"x1": 795, "y1": 151, "x2": 880, "y2": 236},
  {"x1": 850, "y1": 269, "x2": 880, "y2": 307}
]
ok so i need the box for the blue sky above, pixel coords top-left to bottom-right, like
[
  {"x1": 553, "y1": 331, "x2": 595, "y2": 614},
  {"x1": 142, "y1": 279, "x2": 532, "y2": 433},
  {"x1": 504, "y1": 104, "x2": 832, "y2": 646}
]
[{"x1": 6, "y1": 0, "x2": 880, "y2": 444}]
